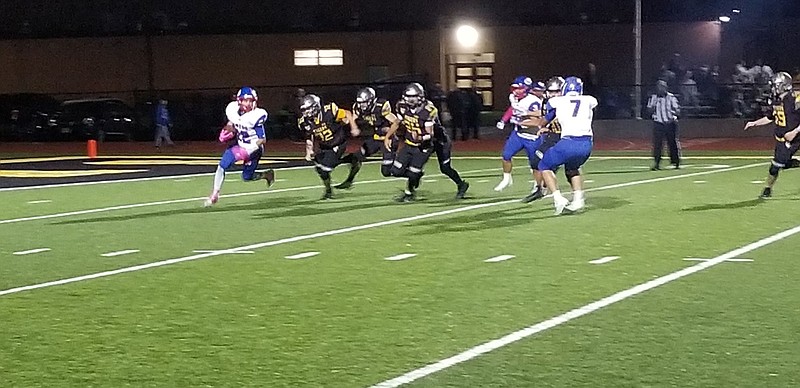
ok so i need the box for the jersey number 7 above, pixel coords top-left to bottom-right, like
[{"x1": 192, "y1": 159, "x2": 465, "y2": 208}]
[{"x1": 570, "y1": 100, "x2": 581, "y2": 117}]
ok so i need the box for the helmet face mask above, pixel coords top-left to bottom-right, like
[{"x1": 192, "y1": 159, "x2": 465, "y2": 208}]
[
  {"x1": 300, "y1": 95, "x2": 322, "y2": 119},
  {"x1": 545, "y1": 76, "x2": 565, "y2": 98},
  {"x1": 356, "y1": 87, "x2": 377, "y2": 113},
  {"x1": 403, "y1": 83, "x2": 425, "y2": 107},
  {"x1": 771, "y1": 71, "x2": 793, "y2": 100},
  {"x1": 237, "y1": 87, "x2": 258, "y2": 112},
  {"x1": 510, "y1": 76, "x2": 533, "y2": 99}
]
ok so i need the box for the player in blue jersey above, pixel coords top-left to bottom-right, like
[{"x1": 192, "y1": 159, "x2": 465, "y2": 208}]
[
  {"x1": 531, "y1": 76, "x2": 597, "y2": 215},
  {"x1": 493, "y1": 76, "x2": 545, "y2": 192},
  {"x1": 204, "y1": 87, "x2": 275, "y2": 207}
]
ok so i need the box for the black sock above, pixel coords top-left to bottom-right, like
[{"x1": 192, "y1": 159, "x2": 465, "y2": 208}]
[{"x1": 440, "y1": 164, "x2": 463, "y2": 186}]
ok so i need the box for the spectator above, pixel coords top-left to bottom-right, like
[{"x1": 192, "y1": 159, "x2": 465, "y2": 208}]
[
  {"x1": 428, "y1": 82, "x2": 447, "y2": 113},
  {"x1": 154, "y1": 99, "x2": 175, "y2": 148},
  {"x1": 680, "y1": 70, "x2": 699, "y2": 108},
  {"x1": 464, "y1": 84, "x2": 483, "y2": 140},
  {"x1": 445, "y1": 88, "x2": 466, "y2": 140},
  {"x1": 646, "y1": 80, "x2": 681, "y2": 170}
]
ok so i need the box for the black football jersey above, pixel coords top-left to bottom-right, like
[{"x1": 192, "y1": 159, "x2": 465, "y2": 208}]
[
  {"x1": 352, "y1": 98, "x2": 395, "y2": 139},
  {"x1": 396, "y1": 100, "x2": 437, "y2": 144},
  {"x1": 767, "y1": 91, "x2": 800, "y2": 141},
  {"x1": 298, "y1": 102, "x2": 349, "y2": 148}
]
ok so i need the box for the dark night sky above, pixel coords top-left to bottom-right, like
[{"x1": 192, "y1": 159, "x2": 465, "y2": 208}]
[{"x1": 1, "y1": 0, "x2": 799, "y2": 38}]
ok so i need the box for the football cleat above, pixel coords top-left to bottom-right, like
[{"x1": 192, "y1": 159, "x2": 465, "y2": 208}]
[
  {"x1": 334, "y1": 181, "x2": 353, "y2": 189},
  {"x1": 456, "y1": 181, "x2": 470, "y2": 199},
  {"x1": 395, "y1": 192, "x2": 415, "y2": 203},
  {"x1": 553, "y1": 196, "x2": 570, "y2": 215},
  {"x1": 521, "y1": 188, "x2": 545, "y2": 203},
  {"x1": 494, "y1": 176, "x2": 512, "y2": 191},
  {"x1": 264, "y1": 169, "x2": 275, "y2": 187},
  {"x1": 565, "y1": 198, "x2": 585, "y2": 212},
  {"x1": 759, "y1": 187, "x2": 772, "y2": 199},
  {"x1": 321, "y1": 190, "x2": 333, "y2": 200}
]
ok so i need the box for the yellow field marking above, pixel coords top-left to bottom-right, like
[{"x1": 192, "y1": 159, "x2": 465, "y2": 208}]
[{"x1": 0, "y1": 169, "x2": 147, "y2": 178}]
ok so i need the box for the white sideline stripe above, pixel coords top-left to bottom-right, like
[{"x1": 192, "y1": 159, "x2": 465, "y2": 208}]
[
  {"x1": 385, "y1": 254, "x2": 416, "y2": 261},
  {"x1": 12, "y1": 248, "x2": 51, "y2": 255},
  {"x1": 285, "y1": 251, "x2": 320, "y2": 259},
  {"x1": 484, "y1": 255, "x2": 515, "y2": 263},
  {"x1": 26, "y1": 200, "x2": 52, "y2": 204},
  {"x1": 0, "y1": 162, "x2": 762, "y2": 298},
  {"x1": 476, "y1": 180, "x2": 489, "y2": 183},
  {"x1": 173, "y1": 179, "x2": 192, "y2": 182},
  {"x1": 101, "y1": 249, "x2": 139, "y2": 257},
  {"x1": 589, "y1": 256, "x2": 620, "y2": 264},
  {"x1": 370, "y1": 223, "x2": 800, "y2": 388},
  {"x1": 0, "y1": 166, "x2": 515, "y2": 226}
]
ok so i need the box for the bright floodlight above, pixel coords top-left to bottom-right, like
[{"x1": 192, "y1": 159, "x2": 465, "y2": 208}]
[
  {"x1": 718, "y1": 15, "x2": 731, "y2": 22},
  {"x1": 455, "y1": 25, "x2": 479, "y2": 47},
  {"x1": 732, "y1": 9, "x2": 741, "y2": 14}
]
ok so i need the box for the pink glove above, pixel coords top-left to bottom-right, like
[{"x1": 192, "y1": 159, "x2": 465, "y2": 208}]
[{"x1": 219, "y1": 129, "x2": 235, "y2": 143}]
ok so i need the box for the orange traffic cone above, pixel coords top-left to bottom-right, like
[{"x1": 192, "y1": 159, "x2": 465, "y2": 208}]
[{"x1": 87, "y1": 140, "x2": 98, "y2": 159}]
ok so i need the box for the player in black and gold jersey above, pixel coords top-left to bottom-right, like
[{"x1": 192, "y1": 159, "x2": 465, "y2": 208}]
[
  {"x1": 389, "y1": 83, "x2": 470, "y2": 201},
  {"x1": 745, "y1": 71, "x2": 800, "y2": 198},
  {"x1": 334, "y1": 87, "x2": 401, "y2": 189},
  {"x1": 298, "y1": 94, "x2": 360, "y2": 199},
  {"x1": 522, "y1": 76, "x2": 564, "y2": 203},
  {"x1": 384, "y1": 83, "x2": 438, "y2": 202}
]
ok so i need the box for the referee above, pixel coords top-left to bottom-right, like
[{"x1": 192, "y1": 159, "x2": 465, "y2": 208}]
[{"x1": 647, "y1": 80, "x2": 681, "y2": 170}]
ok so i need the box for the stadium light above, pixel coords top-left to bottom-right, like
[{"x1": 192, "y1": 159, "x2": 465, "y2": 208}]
[
  {"x1": 732, "y1": 9, "x2": 741, "y2": 14},
  {"x1": 455, "y1": 24, "x2": 479, "y2": 47},
  {"x1": 718, "y1": 15, "x2": 731, "y2": 23}
]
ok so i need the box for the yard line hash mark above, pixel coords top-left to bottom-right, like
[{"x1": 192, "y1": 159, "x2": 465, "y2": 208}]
[
  {"x1": 370, "y1": 223, "x2": 800, "y2": 387},
  {"x1": 26, "y1": 200, "x2": 52, "y2": 204},
  {"x1": 285, "y1": 251, "x2": 320, "y2": 259},
  {"x1": 484, "y1": 255, "x2": 515, "y2": 263},
  {"x1": 12, "y1": 248, "x2": 51, "y2": 255},
  {"x1": 589, "y1": 256, "x2": 620, "y2": 264},
  {"x1": 101, "y1": 250, "x2": 140, "y2": 257},
  {"x1": 0, "y1": 162, "x2": 764, "y2": 299},
  {"x1": 384, "y1": 254, "x2": 417, "y2": 261}
]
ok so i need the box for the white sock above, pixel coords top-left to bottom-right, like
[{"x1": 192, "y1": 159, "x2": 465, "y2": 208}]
[
  {"x1": 213, "y1": 166, "x2": 226, "y2": 193},
  {"x1": 502, "y1": 172, "x2": 512, "y2": 181},
  {"x1": 552, "y1": 190, "x2": 566, "y2": 202},
  {"x1": 572, "y1": 190, "x2": 584, "y2": 202}
]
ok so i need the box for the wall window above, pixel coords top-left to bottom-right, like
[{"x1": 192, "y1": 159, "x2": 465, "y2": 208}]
[{"x1": 294, "y1": 49, "x2": 343, "y2": 66}]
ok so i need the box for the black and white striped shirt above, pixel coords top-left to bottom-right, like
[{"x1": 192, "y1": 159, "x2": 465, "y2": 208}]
[{"x1": 647, "y1": 93, "x2": 680, "y2": 123}]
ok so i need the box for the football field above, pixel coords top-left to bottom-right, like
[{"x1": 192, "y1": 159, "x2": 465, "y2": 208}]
[{"x1": 1, "y1": 154, "x2": 799, "y2": 387}]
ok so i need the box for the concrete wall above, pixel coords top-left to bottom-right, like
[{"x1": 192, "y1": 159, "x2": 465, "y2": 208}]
[{"x1": 0, "y1": 21, "x2": 776, "y2": 112}]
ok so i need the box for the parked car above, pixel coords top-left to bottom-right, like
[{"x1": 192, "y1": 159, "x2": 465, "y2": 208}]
[
  {"x1": 0, "y1": 93, "x2": 61, "y2": 141},
  {"x1": 52, "y1": 98, "x2": 143, "y2": 141}
]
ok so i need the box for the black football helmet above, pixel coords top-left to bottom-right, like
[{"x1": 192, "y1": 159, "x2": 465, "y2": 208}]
[
  {"x1": 355, "y1": 87, "x2": 377, "y2": 114},
  {"x1": 299, "y1": 94, "x2": 322, "y2": 119},
  {"x1": 402, "y1": 82, "x2": 425, "y2": 108},
  {"x1": 545, "y1": 76, "x2": 565, "y2": 98}
]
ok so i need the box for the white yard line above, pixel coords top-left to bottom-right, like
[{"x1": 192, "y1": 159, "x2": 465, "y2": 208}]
[
  {"x1": 0, "y1": 162, "x2": 762, "y2": 298},
  {"x1": 12, "y1": 248, "x2": 51, "y2": 255},
  {"x1": 285, "y1": 251, "x2": 320, "y2": 260},
  {"x1": 370, "y1": 224, "x2": 800, "y2": 388},
  {"x1": 589, "y1": 256, "x2": 620, "y2": 264},
  {"x1": 0, "y1": 166, "x2": 518, "y2": 226},
  {"x1": 26, "y1": 200, "x2": 52, "y2": 204},
  {"x1": 193, "y1": 250, "x2": 254, "y2": 254},
  {"x1": 484, "y1": 255, "x2": 515, "y2": 263},
  {"x1": 100, "y1": 249, "x2": 140, "y2": 257},
  {"x1": 384, "y1": 254, "x2": 417, "y2": 261}
]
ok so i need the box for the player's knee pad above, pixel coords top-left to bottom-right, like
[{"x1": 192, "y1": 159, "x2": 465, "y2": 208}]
[
  {"x1": 769, "y1": 164, "x2": 781, "y2": 177},
  {"x1": 565, "y1": 169, "x2": 580, "y2": 181},
  {"x1": 381, "y1": 164, "x2": 392, "y2": 177}
]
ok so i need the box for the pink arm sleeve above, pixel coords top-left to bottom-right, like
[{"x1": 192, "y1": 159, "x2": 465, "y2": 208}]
[{"x1": 500, "y1": 107, "x2": 513, "y2": 123}]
